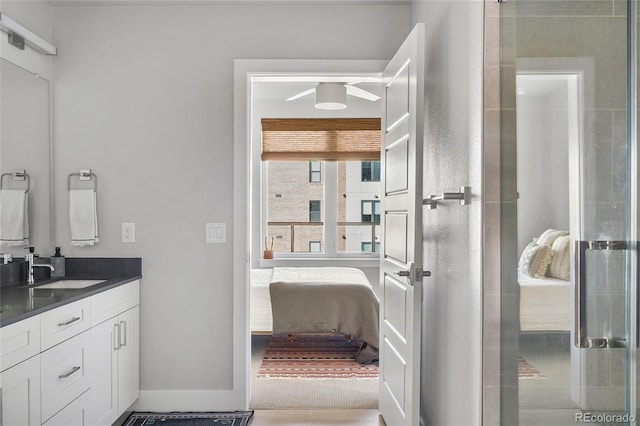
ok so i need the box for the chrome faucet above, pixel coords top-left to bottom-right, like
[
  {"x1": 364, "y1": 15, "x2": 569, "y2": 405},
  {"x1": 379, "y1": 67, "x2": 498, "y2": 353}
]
[{"x1": 24, "y1": 248, "x2": 54, "y2": 284}]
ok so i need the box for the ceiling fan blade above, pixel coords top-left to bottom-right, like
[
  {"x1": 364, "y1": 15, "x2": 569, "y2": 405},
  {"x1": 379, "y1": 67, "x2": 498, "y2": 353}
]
[
  {"x1": 286, "y1": 88, "x2": 316, "y2": 101},
  {"x1": 345, "y1": 85, "x2": 380, "y2": 102}
]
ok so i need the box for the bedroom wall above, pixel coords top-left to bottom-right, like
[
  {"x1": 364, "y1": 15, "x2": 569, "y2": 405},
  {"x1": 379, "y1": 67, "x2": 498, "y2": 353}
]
[
  {"x1": 50, "y1": 2, "x2": 409, "y2": 409},
  {"x1": 411, "y1": 1, "x2": 484, "y2": 425},
  {"x1": 516, "y1": 83, "x2": 571, "y2": 254}
]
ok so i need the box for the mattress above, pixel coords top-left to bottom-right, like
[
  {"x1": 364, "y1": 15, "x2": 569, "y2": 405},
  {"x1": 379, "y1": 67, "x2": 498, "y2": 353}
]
[
  {"x1": 269, "y1": 267, "x2": 379, "y2": 363},
  {"x1": 519, "y1": 270, "x2": 572, "y2": 332}
]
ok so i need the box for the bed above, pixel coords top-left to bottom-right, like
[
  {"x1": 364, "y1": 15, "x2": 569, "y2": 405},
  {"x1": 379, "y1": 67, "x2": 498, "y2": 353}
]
[
  {"x1": 519, "y1": 270, "x2": 572, "y2": 332},
  {"x1": 269, "y1": 266, "x2": 379, "y2": 364}
]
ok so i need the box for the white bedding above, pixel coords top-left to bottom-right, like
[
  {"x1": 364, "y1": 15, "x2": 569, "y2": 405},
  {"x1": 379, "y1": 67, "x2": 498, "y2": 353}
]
[
  {"x1": 519, "y1": 270, "x2": 572, "y2": 332},
  {"x1": 269, "y1": 267, "x2": 380, "y2": 363}
]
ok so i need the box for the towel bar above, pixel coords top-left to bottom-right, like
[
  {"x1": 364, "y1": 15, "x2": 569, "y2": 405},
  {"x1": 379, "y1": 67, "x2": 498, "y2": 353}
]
[
  {"x1": 67, "y1": 170, "x2": 97, "y2": 191},
  {"x1": 0, "y1": 170, "x2": 30, "y2": 192}
]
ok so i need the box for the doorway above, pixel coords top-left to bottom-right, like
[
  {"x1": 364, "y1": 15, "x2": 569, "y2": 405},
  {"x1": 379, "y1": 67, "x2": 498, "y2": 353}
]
[{"x1": 234, "y1": 60, "x2": 386, "y2": 411}]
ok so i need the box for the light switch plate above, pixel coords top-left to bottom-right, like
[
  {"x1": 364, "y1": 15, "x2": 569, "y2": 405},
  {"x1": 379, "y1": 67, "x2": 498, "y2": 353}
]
[
  {"x1": 206, "y1": 223, "x2": 226, "y2": 243},
  {"x1": 122, "y1": 223, "x2": 135, "y2": 243}
]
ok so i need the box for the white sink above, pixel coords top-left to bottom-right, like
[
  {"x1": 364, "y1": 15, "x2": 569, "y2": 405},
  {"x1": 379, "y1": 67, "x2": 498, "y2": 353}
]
[{"x1": 35, "y1": 279, "x2": 105, "y2": 290}]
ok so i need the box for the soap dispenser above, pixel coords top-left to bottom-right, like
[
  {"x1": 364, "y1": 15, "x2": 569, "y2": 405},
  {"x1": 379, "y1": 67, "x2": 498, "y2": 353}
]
[{"x1": 50, "y1": 246, "x2": 65, "y2": 278}]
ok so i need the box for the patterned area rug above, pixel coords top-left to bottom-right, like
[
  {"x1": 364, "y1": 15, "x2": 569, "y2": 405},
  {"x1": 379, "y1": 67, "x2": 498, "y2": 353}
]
[
  {"x1": 257, "y1": 334, "x2": 379, "y2": 380},
  {"x1": 518, "y1": 357, "x2": 547, "y2": 380},
  {"x1": 123, "y1": 411, "x2": 253, "y2": 426}
]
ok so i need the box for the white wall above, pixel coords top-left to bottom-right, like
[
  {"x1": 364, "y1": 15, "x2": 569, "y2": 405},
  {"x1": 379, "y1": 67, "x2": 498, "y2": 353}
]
[
  {"x1": 411, "y1": 1, "x2": 484, "y2": 425},
  {"x1": 51, "y1": 3, "x2": 409, "y2": 409},
  {"x1": 516, "y1": 79, "x2": 571, "y2": 254}
]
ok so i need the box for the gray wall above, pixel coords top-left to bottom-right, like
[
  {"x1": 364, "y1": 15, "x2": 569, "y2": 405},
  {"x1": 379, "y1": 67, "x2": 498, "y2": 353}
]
[
  {"x1": 411, "y1": 1, "x2": 484, "y2": 425},
  {"x1": 50, "y1": 2, "x2": 409, "y2": 403}
]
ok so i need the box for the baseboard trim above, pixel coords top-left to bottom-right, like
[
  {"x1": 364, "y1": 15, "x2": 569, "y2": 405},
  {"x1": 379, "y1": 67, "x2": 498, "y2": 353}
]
[{"x1": 133, "y1": 390, "x2": 246, "y2": 412}]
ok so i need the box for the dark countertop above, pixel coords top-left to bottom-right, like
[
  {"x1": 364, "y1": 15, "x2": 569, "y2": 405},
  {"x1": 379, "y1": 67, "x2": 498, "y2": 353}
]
[
  {"x1": 1, "y1": 275, "x2": 142, "y2": 327},
  {"x1": 0, "y1": 257, "x2": 142, "y2": 327}
]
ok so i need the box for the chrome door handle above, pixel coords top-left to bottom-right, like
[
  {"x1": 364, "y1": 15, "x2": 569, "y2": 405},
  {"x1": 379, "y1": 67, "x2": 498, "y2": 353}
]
[
  {"x1": 395, "y1": 269, "x2": 431, "y2": 278},
  {"x1": 423, "y1": 186, "x2": 471, "y2": 209},
  {"x1": 114, "y1": 323, "x2": 120, "y2": 350},
  {"x1": 575, "y1": 240, "x2": 629, "y2": 349},
  {"x1": 120, "y1": 320, "x2": 127, "y2": 347}
]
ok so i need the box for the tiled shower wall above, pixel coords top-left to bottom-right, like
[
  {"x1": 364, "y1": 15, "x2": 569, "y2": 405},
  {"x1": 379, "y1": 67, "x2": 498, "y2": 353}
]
[{"x1": 484, "y1": 0, "x2": 630, "y2": 423}]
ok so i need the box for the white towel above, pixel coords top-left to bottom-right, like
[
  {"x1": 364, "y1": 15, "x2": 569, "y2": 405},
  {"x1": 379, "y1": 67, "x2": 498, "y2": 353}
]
[
  {"x1": 0, "y1": 189, "x2": 29, "y2": 247},
  {"x1": 70, "y1": 189, "x2": 99, "y2": 246}
]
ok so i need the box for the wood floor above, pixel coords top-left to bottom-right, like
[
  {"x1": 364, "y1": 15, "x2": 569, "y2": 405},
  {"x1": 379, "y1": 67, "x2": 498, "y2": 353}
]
[{"x1": 251, "y1": 409, "x2": 386, "y2": 425}]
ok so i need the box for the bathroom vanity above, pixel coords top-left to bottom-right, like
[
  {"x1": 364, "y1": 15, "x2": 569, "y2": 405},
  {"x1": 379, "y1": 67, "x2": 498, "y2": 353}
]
[{"x1": 0, "y1": 258, "x2": 142, "y2": 426}]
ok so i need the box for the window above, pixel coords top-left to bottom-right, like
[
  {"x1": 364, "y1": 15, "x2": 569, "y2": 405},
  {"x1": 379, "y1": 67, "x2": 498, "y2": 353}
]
[
  {"x1": 309, "y1": 161, "x2": 321, "y2": 182},
  {"x1": 309, "y1": 200, "x2": 321, "y2": 222},
  {"x1": 264, "y1": 161, "x2": 380, "y2": 256},
  {"x1": 361, "y1": 200, "x2": 381, "y2": 223},
  {"x1": 361, "y1": 161, "x2": 381, "y2": 182},
  {"x1": 361, "y1": 241, "x2": 381, "y2": 253}
]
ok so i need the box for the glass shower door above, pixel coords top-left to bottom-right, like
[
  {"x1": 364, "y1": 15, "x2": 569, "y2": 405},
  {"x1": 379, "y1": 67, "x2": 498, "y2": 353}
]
[{"x1": 499, "y1": 0, "x2": 638, "y2": 424}]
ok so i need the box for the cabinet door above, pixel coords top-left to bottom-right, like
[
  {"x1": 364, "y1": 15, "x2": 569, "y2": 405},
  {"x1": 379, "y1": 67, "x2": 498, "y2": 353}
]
[
  {"x1": 118, "y1": 306, "x2": 139, "y2": 412},
  {"x1": 1, "y1": 355, "x2": 41, "y2": 426},
  {"x1": 88, "y1": 317, "x2": 119, "y2": 426}
]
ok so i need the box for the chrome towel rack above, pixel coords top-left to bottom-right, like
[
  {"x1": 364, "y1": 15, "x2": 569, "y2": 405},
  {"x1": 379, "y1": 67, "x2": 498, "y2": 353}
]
[
  {"x1": 67, "y1": 169, "x2": 97, "y2": 191},
  {"x1": 0, "y1": 169, "x2": 30, "y2": 193},
  {"x1": 423, "y1": 186, "x2": 471, "y2": 209}
]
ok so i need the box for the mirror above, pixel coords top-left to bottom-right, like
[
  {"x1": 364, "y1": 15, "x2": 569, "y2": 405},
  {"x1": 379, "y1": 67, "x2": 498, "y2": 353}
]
[{"x1": 0, "y1": 58, "x2": 52, "y2": 258}]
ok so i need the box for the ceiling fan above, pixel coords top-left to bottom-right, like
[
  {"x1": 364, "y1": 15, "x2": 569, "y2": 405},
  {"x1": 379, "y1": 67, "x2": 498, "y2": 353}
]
[{"x1": 286, "y1": 82, "x2": 380, "y2": 110}]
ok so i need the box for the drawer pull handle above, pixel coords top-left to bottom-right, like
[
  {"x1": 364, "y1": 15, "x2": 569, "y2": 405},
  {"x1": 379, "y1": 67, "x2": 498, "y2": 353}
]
[
  {"x1": 58, "y1": 366, "x2": 81, "y2": 379},
  {"x1": 58, "y1": 317, "x2": 81, "y2": 327}
]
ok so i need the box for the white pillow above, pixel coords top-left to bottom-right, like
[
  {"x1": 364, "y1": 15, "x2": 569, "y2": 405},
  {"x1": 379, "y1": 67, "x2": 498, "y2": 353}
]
[
  {"x1": 519, "y1": 242, "x2": 553, "y2": 278},
  {"x1": 548, "y1": 235, "x2": 571, "y2": 280},
  {"x1": 537, "y1": 229, "x2": 569, "y2": 247}
]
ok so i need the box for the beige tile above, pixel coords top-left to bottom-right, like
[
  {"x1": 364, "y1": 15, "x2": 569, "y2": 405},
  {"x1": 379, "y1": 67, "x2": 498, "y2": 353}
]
[
  {"x1": 311, "y1": 409, "x2": 385, "y2": 426},
  {"x1": 251, "y1": 410, "x2": 313, "y2": 426}
]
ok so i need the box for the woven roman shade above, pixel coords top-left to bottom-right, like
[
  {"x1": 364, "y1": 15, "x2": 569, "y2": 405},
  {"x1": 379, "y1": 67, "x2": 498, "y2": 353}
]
[{"x1": 261, "y1": 118, "x2": 381, "y2": 161}]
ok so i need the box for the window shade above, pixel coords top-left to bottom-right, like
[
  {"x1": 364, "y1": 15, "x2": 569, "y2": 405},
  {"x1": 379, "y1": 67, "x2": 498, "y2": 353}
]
[{"x1": 261, "y1": 118, "x2": 382, "y2": 161}]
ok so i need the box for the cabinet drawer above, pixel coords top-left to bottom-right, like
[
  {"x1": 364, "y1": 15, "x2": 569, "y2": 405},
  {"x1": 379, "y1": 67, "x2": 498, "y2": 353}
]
[
  {"x1": 42, "y1": 389, "x2": 90, "y2": 426},
  {"x1": 41, "y1": 331, "x2": 91, "y2": 423},
  {"x1": 40, "y1": 299, "x2": 90, "y2": 351},
  {"x1": 1, "y1": 315, "x2": 40, "y2": 371},
  {"x1": 91, "y1": 280, "x2": 139, "y2": 326}
]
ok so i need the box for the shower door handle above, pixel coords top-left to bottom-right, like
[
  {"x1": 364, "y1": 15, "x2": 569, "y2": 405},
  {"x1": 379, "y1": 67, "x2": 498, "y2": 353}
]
[{"x1": 575, "y1": 240, "x2": 629, "y2": 349}]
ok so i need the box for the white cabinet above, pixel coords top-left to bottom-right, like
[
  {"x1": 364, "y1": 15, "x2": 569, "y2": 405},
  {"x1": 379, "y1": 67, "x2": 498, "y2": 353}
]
[
  {"x1": 42, "y1": 390, "x2": 90, "y2": 426},
  {"x1": 88, "y1": 281, "x2": 140, "y2": 426},
  {"x1": 1, "y1": 355, "x2": 41, "y2": 426},
  {"x1": 40, "y1": 299, "x2": 90, "y2": 351},
  {"x1": 0, "y1": 279, "x2": 140, "y2": 426},
  {"x1": 40, "y1": 331, "x2": 91, "y2": 423},
  {"x1": 1, "y1": 316, "x2": 40, "y2": 371}
]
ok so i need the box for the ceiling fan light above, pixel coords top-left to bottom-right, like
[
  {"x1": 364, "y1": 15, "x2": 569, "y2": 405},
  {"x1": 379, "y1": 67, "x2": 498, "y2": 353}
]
[{"x1": 315, "y1": 83, "x2": 347, "y2": 110}]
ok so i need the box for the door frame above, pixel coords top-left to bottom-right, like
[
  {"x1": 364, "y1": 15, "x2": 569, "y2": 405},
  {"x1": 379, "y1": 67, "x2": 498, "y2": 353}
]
[{"x1": 233, "y1": 58, "x2": 387, "y2": 409}]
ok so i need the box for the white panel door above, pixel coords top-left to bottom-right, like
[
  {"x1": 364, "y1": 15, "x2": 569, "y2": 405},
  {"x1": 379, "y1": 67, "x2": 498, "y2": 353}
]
[{"x1": 379, "y1": 23, "x2": 425, "y2": 426}]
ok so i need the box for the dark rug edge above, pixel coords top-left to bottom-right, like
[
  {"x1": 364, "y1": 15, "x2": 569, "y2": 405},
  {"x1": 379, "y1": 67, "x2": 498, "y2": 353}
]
[{"x1": 123, "y1": 410, "x2": 254, "y2": 426}]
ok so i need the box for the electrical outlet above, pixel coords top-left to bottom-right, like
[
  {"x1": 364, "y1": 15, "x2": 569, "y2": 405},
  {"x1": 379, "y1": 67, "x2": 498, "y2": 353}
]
[{"x1": 122, "y1": 223, "x2": 135, "y2": 243}]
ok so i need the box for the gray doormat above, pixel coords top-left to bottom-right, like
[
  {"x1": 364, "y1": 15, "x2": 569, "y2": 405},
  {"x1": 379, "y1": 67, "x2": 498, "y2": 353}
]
[{"x1": 123, "y1": 411, "x2": 253, "y2": 426}]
